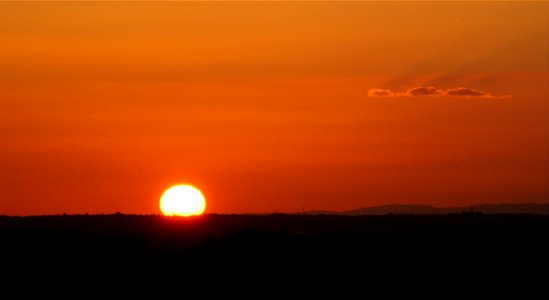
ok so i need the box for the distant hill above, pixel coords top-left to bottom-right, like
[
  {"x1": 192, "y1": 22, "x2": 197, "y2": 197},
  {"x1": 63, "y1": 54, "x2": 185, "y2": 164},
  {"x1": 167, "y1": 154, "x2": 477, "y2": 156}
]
[{"x1": 307, "y1": 203, "x2": 549, "y2": 215}]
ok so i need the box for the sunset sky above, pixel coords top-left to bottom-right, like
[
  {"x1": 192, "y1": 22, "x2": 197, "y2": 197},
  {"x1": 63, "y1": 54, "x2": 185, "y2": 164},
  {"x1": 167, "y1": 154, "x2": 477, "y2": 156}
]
[{"x1": 1, "y1": 2, "x2": 548, "y2": 215}]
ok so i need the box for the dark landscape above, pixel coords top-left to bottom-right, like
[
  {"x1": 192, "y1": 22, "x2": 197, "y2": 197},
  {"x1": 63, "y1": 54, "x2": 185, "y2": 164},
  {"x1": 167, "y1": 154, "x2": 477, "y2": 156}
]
[{"x1": 2, "y1": 207, "x2": 548, "y2": 288}]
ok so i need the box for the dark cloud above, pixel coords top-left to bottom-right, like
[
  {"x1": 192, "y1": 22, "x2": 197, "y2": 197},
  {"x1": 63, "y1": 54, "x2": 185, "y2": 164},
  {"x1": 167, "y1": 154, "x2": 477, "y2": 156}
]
[
  {"x1": 406, "y1": 86, "x2": 444, "y2": 96},
  {"x1": 446, "y1": 87, "x2": 485, "y2": 97},
  {"x1": 367, "y1": 86, "x2": 507, "y2": 98}
]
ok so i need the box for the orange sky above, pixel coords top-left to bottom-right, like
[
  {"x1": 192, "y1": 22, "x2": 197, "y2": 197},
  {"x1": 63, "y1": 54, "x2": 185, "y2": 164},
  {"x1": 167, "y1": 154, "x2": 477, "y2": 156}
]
[{"x1": 1, "y1": 2, "x2": 549, "y2": 215}]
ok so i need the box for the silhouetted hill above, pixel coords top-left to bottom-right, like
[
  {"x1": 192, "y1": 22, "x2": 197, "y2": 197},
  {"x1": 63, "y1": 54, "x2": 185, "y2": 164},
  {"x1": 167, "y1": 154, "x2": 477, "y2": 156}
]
[
  {"x1": 309, "y1": 203, "x2": 549, "y2": 215},
  {"x1": 344, "y1": 204, "x2": 459, "y2": 215}
]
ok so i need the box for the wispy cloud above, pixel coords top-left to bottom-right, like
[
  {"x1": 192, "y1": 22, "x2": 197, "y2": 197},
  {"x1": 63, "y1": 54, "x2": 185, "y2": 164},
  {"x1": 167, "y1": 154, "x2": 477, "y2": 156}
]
[
  {"x1": 368, "y1": 86, "x2": 510, "y2": 98},
  {"x1": 367, "y1": 89, "x2": 395, "y2": 97}
]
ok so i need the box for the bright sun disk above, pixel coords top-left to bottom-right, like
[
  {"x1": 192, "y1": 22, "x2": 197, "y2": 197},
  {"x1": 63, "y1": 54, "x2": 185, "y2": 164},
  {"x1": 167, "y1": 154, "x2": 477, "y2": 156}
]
[{"x1": 160, "y1": 185, "x2": 206, "y2": 217}]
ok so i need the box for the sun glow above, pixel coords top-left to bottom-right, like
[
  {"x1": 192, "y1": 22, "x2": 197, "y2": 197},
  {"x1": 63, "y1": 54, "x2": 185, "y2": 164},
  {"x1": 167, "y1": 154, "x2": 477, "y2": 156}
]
[{"x1": 160, "y1": 185, "x2": 206, "y2": 217}]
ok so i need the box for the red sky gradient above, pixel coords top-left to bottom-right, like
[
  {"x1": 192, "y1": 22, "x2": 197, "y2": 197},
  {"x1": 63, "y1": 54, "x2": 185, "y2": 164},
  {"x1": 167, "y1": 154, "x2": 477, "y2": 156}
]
[{"x1": 1, "y1": 2, "x2": 549, "y2": 215}]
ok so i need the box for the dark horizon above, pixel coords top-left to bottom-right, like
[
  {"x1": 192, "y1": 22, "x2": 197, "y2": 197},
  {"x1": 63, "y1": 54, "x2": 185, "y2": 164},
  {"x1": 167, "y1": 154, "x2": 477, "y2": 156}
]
[
  {"x1": 2, "y1": 202, "x2": 548, "y2": 217},
  {"x1": 3, "y1": 208, "x2": 547, "y2": 290},
  {"x1": 3, "y1": 213, "x2": 547, "y2": 271}
]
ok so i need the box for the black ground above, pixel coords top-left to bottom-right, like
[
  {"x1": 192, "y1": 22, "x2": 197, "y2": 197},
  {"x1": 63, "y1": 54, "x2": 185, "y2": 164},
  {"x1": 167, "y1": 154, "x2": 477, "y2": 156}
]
[{"x1": 1, "y1": 213, "x2": 547, "y2": 291}]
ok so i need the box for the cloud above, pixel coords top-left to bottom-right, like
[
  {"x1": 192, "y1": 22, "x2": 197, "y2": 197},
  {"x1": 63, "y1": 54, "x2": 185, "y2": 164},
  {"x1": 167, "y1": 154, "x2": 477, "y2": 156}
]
[
  {"x1": 446, "y1": 87, "x2": 485, "y2": 97},
  {"x1": 367, "y1": 86, "x2": 508, "y2": 98},
  {"x1": 367, "y1": 89, "x2": 395, "y2": 97},
  {"x1": 406, "y1": 86, "x2": 444, "y2": 96}
]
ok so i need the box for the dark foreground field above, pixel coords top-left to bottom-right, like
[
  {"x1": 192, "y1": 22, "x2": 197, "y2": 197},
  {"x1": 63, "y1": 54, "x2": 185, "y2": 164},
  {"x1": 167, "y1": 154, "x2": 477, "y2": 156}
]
[{"x1": 1, "y1": 213, "x2": 547, "y2": 290}]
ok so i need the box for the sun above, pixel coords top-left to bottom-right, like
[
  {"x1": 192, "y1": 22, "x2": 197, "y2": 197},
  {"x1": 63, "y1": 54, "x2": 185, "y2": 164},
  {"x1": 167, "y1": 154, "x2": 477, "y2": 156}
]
[{"x1": 160, "y1": 185, "x2": 206, "y2": 217}]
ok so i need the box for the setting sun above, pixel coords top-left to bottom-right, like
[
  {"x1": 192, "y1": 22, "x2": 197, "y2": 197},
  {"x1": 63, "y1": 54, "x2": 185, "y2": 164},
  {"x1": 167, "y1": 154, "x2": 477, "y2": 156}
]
[{"x1": 160, "y1": 185, "x2": 206, "y2": 217}]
